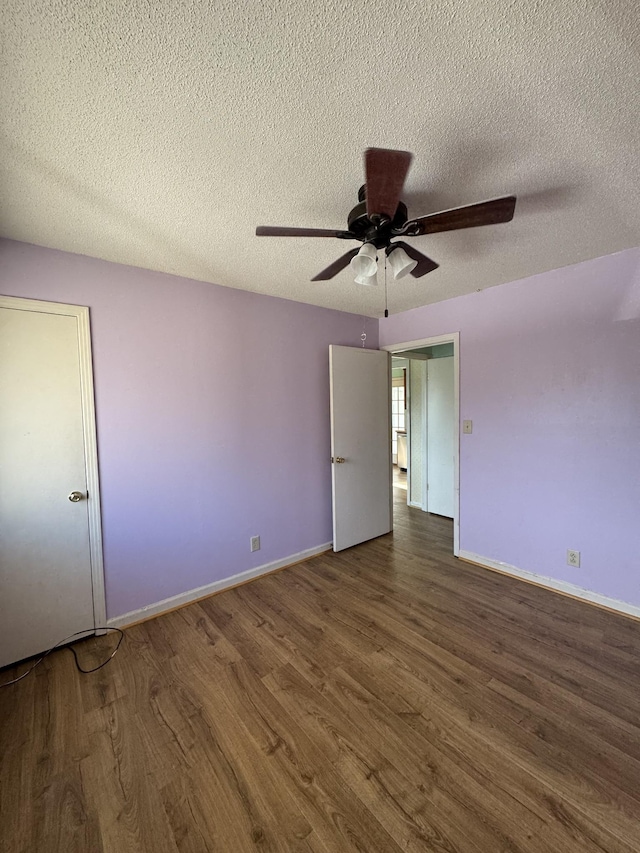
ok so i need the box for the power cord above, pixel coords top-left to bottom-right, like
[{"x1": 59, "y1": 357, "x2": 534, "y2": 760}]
[{"x1": 0, "y1": 627, "x2": 124, "y2": 687}]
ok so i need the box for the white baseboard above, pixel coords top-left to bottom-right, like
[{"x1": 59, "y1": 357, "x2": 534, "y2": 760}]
[
  {"x1": 107, "y1": 542, "x2": 332, "y2": 629},
  {"x1": 458, "y1": 550, "x2": 640, "y2": 621}
]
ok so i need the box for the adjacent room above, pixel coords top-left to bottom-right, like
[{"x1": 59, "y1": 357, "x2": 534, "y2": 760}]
[{"x1": 1, "y1": 2, "x2": 639, "y2": 851}]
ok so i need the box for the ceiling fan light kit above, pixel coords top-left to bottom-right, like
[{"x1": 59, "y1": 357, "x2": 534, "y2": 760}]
[{"x1": 256, "y1": 148, "x2": 516, "y2": 296}]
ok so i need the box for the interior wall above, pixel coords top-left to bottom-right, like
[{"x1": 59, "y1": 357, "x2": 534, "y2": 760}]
[
  {"x1": 0, "y1": 238, "x2": 376, "y2": 619},
  {"x1": 380, "y1": 247, "x2": 640, "y2": 609}
]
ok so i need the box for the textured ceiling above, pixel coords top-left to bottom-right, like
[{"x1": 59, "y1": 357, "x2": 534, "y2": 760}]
[{"x1": 1, "y1": 1, "x2": 639, "y2": 317}]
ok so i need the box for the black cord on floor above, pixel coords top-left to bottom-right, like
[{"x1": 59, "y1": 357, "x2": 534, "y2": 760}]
[{"x1": 0, "y1": 627, "x2": 124, "y2": 687}]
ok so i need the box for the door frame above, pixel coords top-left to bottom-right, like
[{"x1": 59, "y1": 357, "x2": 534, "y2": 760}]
[
  {"x1": 383, "y1": 332, "x2": 460, "y2": 557},
  {"x1": 0, "y1": 295, "x2": 106, "y2": 628}
]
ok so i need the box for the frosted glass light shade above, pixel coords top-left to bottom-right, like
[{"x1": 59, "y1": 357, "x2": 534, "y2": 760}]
[
  {"x1": 354, "y1": 270, "x2": 378, "y2": 286},
  {"x1": 350, "y1": 243, "x2": 378, "y2": 277},
  {"x1": 387, "y1": 246, "x2": 417, "y2": 280}
]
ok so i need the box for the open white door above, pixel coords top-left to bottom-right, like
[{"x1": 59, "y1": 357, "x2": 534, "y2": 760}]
[
  {"x1": 0, "y1": 297, "x2": 104, "y2": 668},
  {"x1": 329, "y1": 345, "x2": 392, "y2": 552}
]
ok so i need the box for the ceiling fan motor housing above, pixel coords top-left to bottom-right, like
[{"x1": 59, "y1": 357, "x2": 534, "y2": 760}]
[{"x1": 348, "y1": 187, "x2": 409, "y2": 248}]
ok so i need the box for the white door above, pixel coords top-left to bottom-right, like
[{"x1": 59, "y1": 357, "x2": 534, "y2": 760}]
[
  {"x1": 0, "y1": 298, "x2": 103, "y2": 668},
  {"x1": 330, "y1": 345, "x2": 392, "y2": 552},
  {"x1": 427, "y1": 356, "x2": 455, "y2": 518}
]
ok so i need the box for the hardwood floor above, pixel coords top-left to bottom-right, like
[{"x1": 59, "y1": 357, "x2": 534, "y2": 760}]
[{"x1": 2, "y1": 489, "x2": 640, "y2": 852}]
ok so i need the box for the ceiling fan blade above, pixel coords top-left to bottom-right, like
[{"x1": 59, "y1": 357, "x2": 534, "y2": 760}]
[
  {"x1": 256, "y1": 226, "x2": 352, "y2": 238},
  {"x1": 365, "y1": 148, "x2": 413, "y2": 220},
  {"x1": 311, "y1": 248, "x2": 360, "y2": 281},
  {"x1": 393, "y1": 242, "x2": 439, "y2": 277},
  {"x1": 409, "y1": 196, "x2": 516, "y2": 236}
]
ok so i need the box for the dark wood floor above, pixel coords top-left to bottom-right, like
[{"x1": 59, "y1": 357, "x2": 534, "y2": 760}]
[{"x1": 2, "y1": 487, "x2": 640, "y2": 852}]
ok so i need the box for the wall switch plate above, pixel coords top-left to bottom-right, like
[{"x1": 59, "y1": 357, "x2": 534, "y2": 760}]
[
  {"x1": 463, "y1": 420, "x2": 473, "y2": 434},
  {"x1": 567, "y1": 549, "x2": 580, "y2": 567},
  {"x1": 250, "y1": 535, "x2": 261, "y2": 552}
]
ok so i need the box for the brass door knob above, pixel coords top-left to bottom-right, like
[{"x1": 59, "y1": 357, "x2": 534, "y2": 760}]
[{"x1": 68, "y1": 491, "x2": 85, "y2": 502}]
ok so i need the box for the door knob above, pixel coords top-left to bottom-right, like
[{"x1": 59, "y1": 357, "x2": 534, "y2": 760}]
[
  {"x1": 333, "y1": 456, "x2": 346, "y2": 464},
  {"x1": 68, "y1": 491, "x2": 85, "y2": 502}
]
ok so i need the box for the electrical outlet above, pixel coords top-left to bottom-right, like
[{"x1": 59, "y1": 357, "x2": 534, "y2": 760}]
[
  {"x1": 463, "y1": 420, "x2": 473, "y2": 434},
  {"x1": 567, "y1": 549, "x2": 580, "y2": 567},
  {"x1": 250, "y1": 535, "x2": 260, "y2": 553}
]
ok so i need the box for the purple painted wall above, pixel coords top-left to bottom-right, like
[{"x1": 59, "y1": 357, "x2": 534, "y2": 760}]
[
  {"x1": 381, "y1": 248, "x2": 640, "y2": 608},
  {"x1": 3, "y1": 237, "x2": 638, "y2": 614},
  {"x1": 0, "y1": 239, "x2": 376, "y2": 618}
]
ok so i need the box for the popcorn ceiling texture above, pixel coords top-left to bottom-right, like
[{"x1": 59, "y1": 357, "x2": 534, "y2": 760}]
[{"x1": 1, "y1": 0, "x2": 638, "y2": 316}]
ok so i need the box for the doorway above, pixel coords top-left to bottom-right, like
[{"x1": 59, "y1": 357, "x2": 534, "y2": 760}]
[{"x1": 383, "y1": 333, "x2": 460, "y2": 556}]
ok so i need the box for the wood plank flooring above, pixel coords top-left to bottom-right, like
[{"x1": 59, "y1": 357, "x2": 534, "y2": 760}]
[{"x1": 2, "y1": 487, "x2": 640, "y2": 852}]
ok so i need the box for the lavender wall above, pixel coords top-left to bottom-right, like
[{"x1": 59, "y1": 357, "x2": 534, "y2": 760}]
[
  {"x1": 0, "y1": 239, "x2": 376, "y2": 619},
  {"x1": 381, "y1": 248, "x2": 640, "y2": 608}
]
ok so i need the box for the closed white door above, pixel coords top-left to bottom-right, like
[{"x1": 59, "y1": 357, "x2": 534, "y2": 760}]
[
  {"x1": 427, "y1": 356, "x2": 455, "y2": 518},
  {"x1": 0, "y1": 299, "x2": 102, "y2": 668},
  {"x1": 330, "y1": 345, "x2": 392, "y2": 552}
]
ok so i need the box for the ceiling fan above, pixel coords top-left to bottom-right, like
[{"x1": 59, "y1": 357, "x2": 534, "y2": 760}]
[{"x1": 256, "y1": 148, "x2": 516, "y2": 285}]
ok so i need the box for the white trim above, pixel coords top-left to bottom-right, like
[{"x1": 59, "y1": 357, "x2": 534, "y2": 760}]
[
  {"x1": 0, "y1": 296, "x2": 106, "y2": 628},
  {"x1": 421, "y1": 361, "x2": 428, "y2": 512},
  {"x1": 406, "y1": 360, "x2": 412, "y2": 508},
  {"x1": 384, "y1": 333, "x2": 458, "y2": 351},
  {"x1": 451, "y1": 337, "x2": 460, "y2": 556},
  {"x1": 106, "y1": 542, "x2": 333, "y2": 628},
  {"x1": 386, "y1": 352, "x2": 394, "y2": 532},
  {"x1": 406, "y1": 362, "x2": 412, "y2": 508},
  {"x1": 459, "y1": 550, "x2": 640, "y2": 621},
  {"x1": 383, "y1": 332, "x2": 460, "y2": 556}
]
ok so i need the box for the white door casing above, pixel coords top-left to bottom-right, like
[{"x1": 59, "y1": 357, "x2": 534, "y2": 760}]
[
  {"x1": 330, "y1": 345, "x2": 392, "y2": 552},
  {"x1": 0, "y1": 297, "x2": 104, "y2": 668},
  {"x1": 383, "y1": 333, "x2": 460, "y2": 556}
]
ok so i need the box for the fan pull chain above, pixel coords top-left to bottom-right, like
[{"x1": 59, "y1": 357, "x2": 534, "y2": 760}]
[
  {"x1": 361, "y1": 316, "x2": 367, "y2": 347},
  {"x1": 384, "y1": 255, "x2": 389, "y2": 318}
]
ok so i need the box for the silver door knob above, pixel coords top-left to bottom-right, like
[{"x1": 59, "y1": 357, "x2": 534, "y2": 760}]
[
  {"x1": 334, "y1": 456, "x2": 346, "y2": 464},
  {"x1": 68, "y1": 491, "x2": 85, "y2": 502}
]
